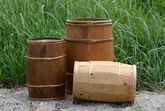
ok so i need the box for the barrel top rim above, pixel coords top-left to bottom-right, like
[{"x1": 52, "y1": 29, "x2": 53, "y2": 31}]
[
  {"x1": 27, "y1": 38, "x2": 64, "y2": 44},
  {"x1": 66, "y1": 18, "x2": 112, "y2": 24}
]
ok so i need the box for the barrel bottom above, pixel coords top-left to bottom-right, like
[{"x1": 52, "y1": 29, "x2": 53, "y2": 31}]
[
  {"x1": 28, "y1": 86, "x2": 65, "y2": 100},
  {"x1": 29, "y1": 97, "x2": 65, "y2": 101}
]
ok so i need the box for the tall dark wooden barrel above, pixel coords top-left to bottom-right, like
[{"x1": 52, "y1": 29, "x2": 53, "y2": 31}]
[
  {"x1": 26, "y1": 38, "x2": 66, "y2": 100},
  {"x1": 65, "y1": 18, "x2": 114, "y2": 93}
]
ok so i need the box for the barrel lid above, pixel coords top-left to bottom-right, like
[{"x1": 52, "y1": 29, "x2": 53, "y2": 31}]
[
  {"x1": 27, "y1": 38, "x2": 64, "y2": 45},
  {"x1": 66, "y1": 18, "x2": 112, "y2": 25}
]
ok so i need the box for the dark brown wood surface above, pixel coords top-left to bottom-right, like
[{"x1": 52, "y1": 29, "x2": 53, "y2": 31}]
[
  {"x1": 65, "y1": 18, "x2": 114, "y2": 93},
  {"x1": 26, "y1": 38, "x2": 66, "y2": 100}
]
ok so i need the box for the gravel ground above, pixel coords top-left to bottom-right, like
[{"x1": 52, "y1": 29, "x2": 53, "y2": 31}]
[{"x1": 0, "y1": 87, "x2": 165, "y2": 111}]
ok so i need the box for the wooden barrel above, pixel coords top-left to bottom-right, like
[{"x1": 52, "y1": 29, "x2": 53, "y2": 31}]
[
  {"x1": 73, "y1": 61, "x2": 136, "y2": 103},
  {"x1": 26, "y1": 38, "x2": 66, "y2": 100},
  {"x1": 65, "y1": 18, "x2": 114, "y2": 93}
]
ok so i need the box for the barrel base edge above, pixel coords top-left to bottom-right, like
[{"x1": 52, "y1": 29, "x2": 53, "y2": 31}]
[{"x1": 28, "y1": 96, "x2": 65, "y2": 101}]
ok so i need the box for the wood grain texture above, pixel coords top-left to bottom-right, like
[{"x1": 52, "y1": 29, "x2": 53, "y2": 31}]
[
  {"x1": 26, "y1": 38, "x2": 66, "y2": 100},
  {"x1": 65, "y1": 18, "x2": 114, "y2": 93},
  {"x1": 73, "y1": 61, "x2": 136, "y2": 103}
]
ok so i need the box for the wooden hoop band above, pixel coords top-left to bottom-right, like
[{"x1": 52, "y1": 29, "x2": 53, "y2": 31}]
[
  {"x1": 66, "y1": 23, "x2": 112, "y2": 26},
  {"x1": 66, "y1": 73, "x2": 73, "y2": 76},
  {"x1": 28, "y1": 96, "x2": 65, "y2": 101},
  {"x1": 25, "y1": 55, "x2": 66, "y2": 60},
  {"x1": 132, "y1": 65, "x2": 137, "y2": 102},
  {"x1": 88, "y1": 61, "x2": 93, "y2": 100},
  {"x1": 64, "y1": 38, "x2": 113, "y2": 43},
  {"x1": 66, "y1": 19, "x2": 112, "y2": 23},
  {"x1": 117, "y1": 62, "x2": 121, "y2": 102},
  {"x1": 26, "y1": 83, "x2": 65, "y2": 88},
  {"x1": 27, "y1": 41, "x2": 64, "y2": 46},
  {"x1": 66, "y1": 19, "x2": 112, "y2": 26}
]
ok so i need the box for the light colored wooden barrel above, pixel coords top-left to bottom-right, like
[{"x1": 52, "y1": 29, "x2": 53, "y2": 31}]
[{"x1": 73, "y1": 61, "x2": 136, "y2": 103}]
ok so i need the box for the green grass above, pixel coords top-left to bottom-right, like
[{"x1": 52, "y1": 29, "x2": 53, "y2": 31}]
[{"x1": 0, "y1": 0, "x2": 165, "y2": 90}]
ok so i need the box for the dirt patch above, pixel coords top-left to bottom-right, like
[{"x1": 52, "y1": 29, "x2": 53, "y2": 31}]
[{"x1": 0, "y1": 87, "x2": 165, "y2": 111}]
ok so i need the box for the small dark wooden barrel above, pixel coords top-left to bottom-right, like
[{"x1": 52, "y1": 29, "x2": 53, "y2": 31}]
[
  {"x1": 26, "y1": 38, "x2": 66, "y2": 100},
  {"x1": 65, "y1": 18, "x2": 114, "y2": 93}
]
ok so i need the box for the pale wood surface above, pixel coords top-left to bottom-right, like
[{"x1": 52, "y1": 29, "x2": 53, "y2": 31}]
[{"x1": 73, "y1": 61, "x2": 136, "y2": 103}]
